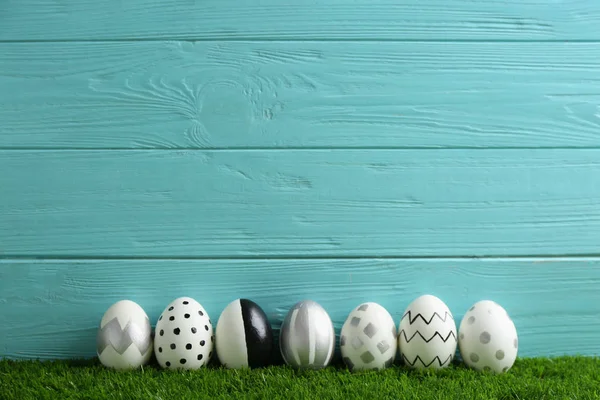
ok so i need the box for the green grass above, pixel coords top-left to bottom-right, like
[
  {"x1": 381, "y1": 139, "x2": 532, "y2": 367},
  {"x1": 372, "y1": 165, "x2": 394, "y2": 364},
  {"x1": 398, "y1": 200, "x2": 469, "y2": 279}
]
[{"x1": 1, "y1": 357, "x2": 599, "y2": 399}]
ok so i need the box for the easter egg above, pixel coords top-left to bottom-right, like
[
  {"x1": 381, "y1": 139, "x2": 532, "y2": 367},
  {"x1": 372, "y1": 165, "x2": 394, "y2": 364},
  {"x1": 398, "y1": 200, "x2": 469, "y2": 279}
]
[
  {"x1": 279, "y1": 300, "x2": 335, "y2": 369},
  {"x1": 154, "y1": 297, "x2": 214, "y2": 370},
  {"x1": 340, "y1": 302, "x2": 397, "y2": 371},
  {"x1": 215, "y1": 298, "x2": 274, "y2": 368},
  {"x1": 398, "y1": 294, "x2": 457, "y2": 369},
  {"x1": 96, "y1": 299, "x2": 153, "y2": 370},
  {"x1": 458, "y1": 300, "x2": 518, "y2": 373}
]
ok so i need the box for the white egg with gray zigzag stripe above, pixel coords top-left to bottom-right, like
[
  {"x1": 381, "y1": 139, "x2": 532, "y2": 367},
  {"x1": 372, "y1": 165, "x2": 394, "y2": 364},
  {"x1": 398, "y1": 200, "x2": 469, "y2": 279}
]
[
  {"x1": 398, "y1": 294, "x2": 457, "y2": 369},
  {"x1": 340, "y1": 302, "x2": 397, "y2": 371},
  {"x1": 96, "y1": 299, "x2": 153, "y2": 370}
]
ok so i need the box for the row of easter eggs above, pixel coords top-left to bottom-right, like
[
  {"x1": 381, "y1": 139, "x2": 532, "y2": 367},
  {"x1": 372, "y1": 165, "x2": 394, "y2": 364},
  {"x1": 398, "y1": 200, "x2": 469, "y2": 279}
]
[{"x1": 97, "y1": 295, "x2": 518, "y2": 374}]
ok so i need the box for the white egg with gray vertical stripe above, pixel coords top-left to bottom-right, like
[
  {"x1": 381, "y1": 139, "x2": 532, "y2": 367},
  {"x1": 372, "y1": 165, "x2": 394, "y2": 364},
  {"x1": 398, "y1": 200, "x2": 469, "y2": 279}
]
[
  {"x1": 458, "y1": 300, "x2": 518, "y2": 374},
  {"x1": 279, "y1": 300, "x2": 335, "y2": 369},
  {"x1": 96, "y1": 299, "x2": 153, "y2": 370},
  {"x1": 340, "y1": 302, "x2": 397, "y2": 371}
]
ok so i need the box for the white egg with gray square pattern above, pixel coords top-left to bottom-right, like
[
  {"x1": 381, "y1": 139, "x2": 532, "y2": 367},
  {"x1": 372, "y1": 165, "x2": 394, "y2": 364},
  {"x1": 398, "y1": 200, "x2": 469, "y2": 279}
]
[
  {"x1": 458, "y1": 300, "x2": 518, "y2": 374},
  {"x1": 340, "y1": 302, "x2": 397, "y2": 371}
]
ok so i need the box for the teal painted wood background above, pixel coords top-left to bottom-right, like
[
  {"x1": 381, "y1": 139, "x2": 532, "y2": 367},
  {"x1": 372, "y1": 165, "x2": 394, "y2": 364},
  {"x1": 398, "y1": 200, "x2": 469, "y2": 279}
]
[{"x1": 1, "y1": 0, "x2": 600, "y2": 360}]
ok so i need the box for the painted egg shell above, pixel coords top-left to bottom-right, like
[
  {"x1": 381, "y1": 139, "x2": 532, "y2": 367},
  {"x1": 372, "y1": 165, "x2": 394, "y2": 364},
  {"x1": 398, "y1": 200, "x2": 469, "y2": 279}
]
[
  {"x1": 458, "y1": 300, "x2": 518, "y2": 373},
  {"x1": 96, "y1": 299, "x2": 153, "y2": 370},
  {"x1": 340, "y1": 302, "x2": 397, "y2": 371},
  {"x1": 215, "y1": 298, "x2": 274, "y2": 368},
  {"x1": 398, "y1": 294, "x2": 457, "y2": 369},
  {"x1": 279, "y1": 300, "x2": 335, "y2": 369},
  {"x1": 154, "y1": 297, "x2": 214, "y2": 370}
]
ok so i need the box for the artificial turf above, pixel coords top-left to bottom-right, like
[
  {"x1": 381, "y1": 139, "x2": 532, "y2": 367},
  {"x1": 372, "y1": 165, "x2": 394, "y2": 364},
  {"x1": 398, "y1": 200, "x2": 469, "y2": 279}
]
[{"x1": 1, "y1": 357, "x2": 599, "y2": 399}]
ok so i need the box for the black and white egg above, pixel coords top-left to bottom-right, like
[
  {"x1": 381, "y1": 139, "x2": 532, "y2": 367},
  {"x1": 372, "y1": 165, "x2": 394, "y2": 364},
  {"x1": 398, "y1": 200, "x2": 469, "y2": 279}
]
[
  {"x1": 398, "y1": 294, "x2": 457, "y2": 369},
  {"x1": 340, "y1": 302, "x2": 397, "y2": 371},
  {"x1": 96, "y1": 299, "x2": 153, "y2": 370},
  {"x1": 215, "y1": 298, "x2": 274, "y2": 369},
  {"x1": 154, "y1": 297, "x2": 214, "y2": 370},
  {"x1": 458, "y1": 300, "x2": 518, "y2": 373}
]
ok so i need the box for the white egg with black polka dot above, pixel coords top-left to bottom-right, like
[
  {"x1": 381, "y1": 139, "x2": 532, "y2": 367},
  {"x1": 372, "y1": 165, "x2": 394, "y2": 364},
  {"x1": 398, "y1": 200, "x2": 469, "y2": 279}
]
[
  {"x1": 154, "y1": 297, "x2": 214, "y2": 370},
  {"x1": 458, "y1": 300, "x2": 518, "y2": 374}
]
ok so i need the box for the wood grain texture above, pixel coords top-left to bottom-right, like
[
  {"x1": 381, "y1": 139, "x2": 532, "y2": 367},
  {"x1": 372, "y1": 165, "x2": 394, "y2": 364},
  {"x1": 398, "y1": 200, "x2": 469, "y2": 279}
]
[
  {"x1": 1, "y1": 258, "x2": 598, "y2": 360},
  {"x1": 2, "y1": 0, "x2": 599, "y2": 363},
  {"x1": 1, "y1": 0, "x2": 599, "y2": 41},
  {"x1": 2, "y1": 149, "x2": 600, "y2": 258},
  {"x1": 3, "y1": 41, "x2": 600, "y2": 149}
]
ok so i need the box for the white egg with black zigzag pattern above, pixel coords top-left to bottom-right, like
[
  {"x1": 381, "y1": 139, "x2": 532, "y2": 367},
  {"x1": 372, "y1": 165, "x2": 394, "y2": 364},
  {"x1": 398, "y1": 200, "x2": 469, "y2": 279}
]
[{"x1": 398, "y1": 294, "x2": 457, "y2": 369}]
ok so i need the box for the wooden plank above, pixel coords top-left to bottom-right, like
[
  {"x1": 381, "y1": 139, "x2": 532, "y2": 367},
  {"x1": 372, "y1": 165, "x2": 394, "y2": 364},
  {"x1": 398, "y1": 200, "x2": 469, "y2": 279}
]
[
  {"x1": 1, "y1": 258, "x2": 598, "y2": 360},
  {"x1": 1, "y1": 149, "x2": 600, "y2": 258},
  {"x1": 3, "y1": 41, "x2": 600, "y2": 149},
  {"x1": 1, "y1": 0, "x2": 599, "y2": 41}
]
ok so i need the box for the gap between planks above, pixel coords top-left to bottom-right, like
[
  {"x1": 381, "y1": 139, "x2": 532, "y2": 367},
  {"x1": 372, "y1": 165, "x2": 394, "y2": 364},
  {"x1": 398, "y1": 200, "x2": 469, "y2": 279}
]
[
  {"x1": 3, "y1": 38, "x2": 600, "y2": 44},
  {"x1": 5, "y1": 147, "x2": 600, "y2": 151},
  {"x1": 3, "y1": 255, "x2": 600, "y2": 262}
]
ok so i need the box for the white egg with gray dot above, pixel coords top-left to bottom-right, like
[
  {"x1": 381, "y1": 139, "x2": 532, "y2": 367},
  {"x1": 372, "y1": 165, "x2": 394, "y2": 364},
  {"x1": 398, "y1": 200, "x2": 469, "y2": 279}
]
[{"x1": 458, "y1": 300, "x2": 518, "y2": 373}]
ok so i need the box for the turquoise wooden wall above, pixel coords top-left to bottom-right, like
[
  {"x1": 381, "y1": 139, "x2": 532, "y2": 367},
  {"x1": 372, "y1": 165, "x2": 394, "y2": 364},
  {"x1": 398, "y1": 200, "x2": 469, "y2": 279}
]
[{"x1": 1, "y1": 1, "x2": 600, "y2": 360}]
